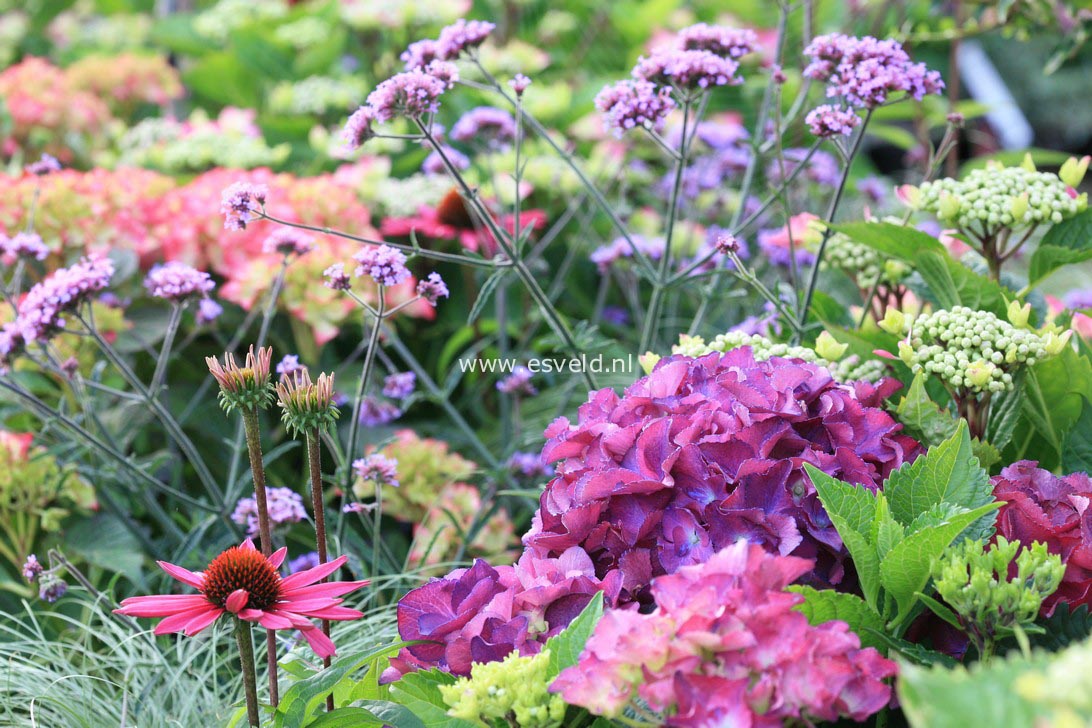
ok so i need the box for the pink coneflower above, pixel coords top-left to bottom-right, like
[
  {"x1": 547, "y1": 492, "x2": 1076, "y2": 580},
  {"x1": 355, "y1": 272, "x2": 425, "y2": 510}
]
[{"x1": 114, "y1": 540, "x2": 367, "y2": 658}]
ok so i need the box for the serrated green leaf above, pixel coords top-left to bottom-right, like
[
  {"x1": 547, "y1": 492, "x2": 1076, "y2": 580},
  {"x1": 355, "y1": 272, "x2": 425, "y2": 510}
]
[
  {"x1": 867, "y1": 631, "x2": 959, "y2": 668},
  {"x1": 1062, "y1": 397, "x2": 1092, "y2": 475},
  {"x1": 806, "y1": 464, "x2": 878, "y2": 534},
  {"x1": 986, "y1": 374, "x2": 1025, "y2": 452},
  {"x1": 872, "y1": 494, "x2": 906, "y2": 562},
  {"x1": 1031, "y1": 604, "x2": 1092, "y2": 650},
  {"x1": 834, "y1": 222, "x2": 948, "y2": 260},
  {"x1": 916, "y1": 592, "x2": 964, "y2": 632},
  {"x1": 1027, "y1": 208, "x2": 1092, "y2": 288},
  {"x1": 545, "y1": 591, "x2": 603, "y2": 679},
  {"x1": 1018, "y1": 348, "x2": 1092, "y2": 468},
  {"x1": 355, "y1": 701, "x2": 426, "y2": 728},
  {"x1": 789, "y1": 586, "x2": 886, "y2": 650},
  {"x1": 880, "y1": 502, "x2": 1003, "y2": 629},
  {"x1": 306, "y1": 707, "x2": 387, "y2": 727},
  {"x1": 895, "y1": 372, "x2": 960, "y2": 446},
  {"x1": 388, "y1": 669, "x2": 476, "y2": 728},
  {"x1": 883, "y1": 421, "x2": 995, "y2": 540}
]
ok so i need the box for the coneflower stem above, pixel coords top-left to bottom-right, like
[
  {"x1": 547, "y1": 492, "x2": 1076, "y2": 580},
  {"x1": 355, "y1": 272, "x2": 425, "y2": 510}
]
[
  {"x1": 234, "y1": 618, "x2": 260, "y2": 727},
  {"x1": 240, "y1": 406, "x2": 279, "y2": 707},
  {"x1": 305, "y1": 427, "x2": 334, "y2": 712}
]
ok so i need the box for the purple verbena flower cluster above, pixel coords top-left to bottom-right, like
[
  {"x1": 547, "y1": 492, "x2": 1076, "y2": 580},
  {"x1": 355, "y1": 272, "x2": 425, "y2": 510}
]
[
  {"x1": 143, "y1": 261, "x2": 215, "y2": 302},
  {"x1": 343, "y1": 106, "x2": 378, "y2": 150},
  {"x1": 196, "y1": 298, "x2": 222, "y2": 325},
  {"x1": 230, "y1": 486, "x2": 306, "y2": 537},
  {"x1": 496, "y1": 365, "x2": 537, "y2": 396},
  {"x1": 416, "y1": 272, "x2": 449, "y2": 305},
  {"x1": 26, "y1": 153, "x2": 62, "y2": 176},
  {"x1": 262, "y1": 229, "x2": 315, "y2": 258},
  {"x1": 805, "y1": 104, "x2": 861, "y2": 138},
  {"x1": 358, "y1": 396, "x2": 402, "y2": 426},
  {"x1": 382, "y1": 371, "x2": 416, "y2": 399},
  {"x1": 677, "y1": 22, "x2": 757, "y2": 58},
  {"x1": 352, "y1": 453, "x2": 400, "y2": 488},
  {"x1": 436, "y1": 19, "x2": 496, "y2": 60},
  {"x1": 633, "y1": 49, "x2": 742, "y2": 91},
  {"x1": 804, "y1": 33, "x2": 944, "y2": 108},
  {"x1": 366, "y1": 70, "x2": 447, "y2": 123},
  {"x1": 22, "y1": 554, "x2": 43, "y2": 580},
  {"x1": 353, "y1": 244, "x2": 410, "y2": 287},
  {"x1": 323, "y1": 263, "x2": 351, "y2": 291},
  {"x1": 767, "y1": 148, "x2": 840, "y2": 187},
  {"x1": 508, "y1": 451, "x2": 552, "y2": 479},
  {"x1": 276, "y1": 354, "x2": 305, "y2": 379},
  {"x1": 594, "y1": 80, "x2": 676, "y2": 137},
  {"x1": 1, "y1": 231, "x2": 49, "y2": 262},
  {"x1": 422, "y1": 146, "x2": 470, "y2": 175},
  {"x1": 553, "y1": 541, "x2": 897, "y2": 725},
  {"x1": 220, "y1": 182, "x2": 267, "y2": 231},
  {"x1": 450, "y1": 107, "x2": 518, "y2": 149}
]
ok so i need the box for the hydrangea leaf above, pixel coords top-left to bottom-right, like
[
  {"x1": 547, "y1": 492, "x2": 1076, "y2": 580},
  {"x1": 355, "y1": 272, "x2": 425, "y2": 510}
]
[
  {"x1": 871, "y1": 494, "x2": 906, "y2": 562},
  {"x1": 388, "y1": 669, "x2": 477, "y2": 728},
  {"x1": 1027, "y1": 208, "x2": 1092, "y2": 288},
  {"x1": 789, "y1": 586, "x2": 886, "y2": 650},
  {"x1": 833, "y1": 221, "x2": 948, "y2": 260},
  {"x1": 985, "y1": 371, "x2": 1025, "y2": 452},
  {"x1": 879, "y1": 502, "x2": 1003, "y2": 629},
  {"x1": 895, "y1": 373, "x2": 960, "y2": 447},
  {"x1": 883, "y1": 420, "x2": 995, "y2": 540},
  {"x1": 806, "y1": 464, "x2": 882, "y2": 607},
  {"x1": 1062, "y1": 397, "x2": 1092, "y2": 475},
  {"x1": 545, "y1": 591, "x2": 604, "y2": 679},
  {"x1": 1016, "y1": 348, "x2": 1092, "y2": 468}
]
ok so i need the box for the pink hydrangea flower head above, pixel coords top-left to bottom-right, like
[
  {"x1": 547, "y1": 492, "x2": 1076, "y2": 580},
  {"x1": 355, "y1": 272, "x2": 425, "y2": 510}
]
[
  {"x1": 633, "y1": 49, "x2": 742, "y2": 90},
  {"x1": 416, "y1": 272, "x2": 449, "y2": 305},
  {"x1": 114, "y1": 540, "x2": 368, "y2": 658},
  {"x1": 353, "y1": 244, "x2": 410, "y2": 287},
  {"x1": 595, "y1": 80, "x2": 676, "y2": 137},
  {"x1": 677, "y1": 23, "x2": 758, "y2": 59},
  {"x1": 220, "y1": 181, "x2": 268, "y2": 231},
  {"x1": 806, "y1": 104, "x2": 861, "y2": 138},
  {"x1": 436, "y1": 19, "x2": 496, "y2": 59},
  {"x1": 143, "y1": 261, "x2": 215, "y2": 302},
  {"x1": 366, "y1": 71, "x2": 446, "y2": 123}
]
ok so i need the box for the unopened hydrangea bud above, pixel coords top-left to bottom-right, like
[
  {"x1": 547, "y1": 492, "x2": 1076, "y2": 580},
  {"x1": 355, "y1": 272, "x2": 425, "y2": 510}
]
[
  {"x1": 1044, "y1": 329, "x2": 1073, "y2": 356},
  {"x1": 965, "y1": 360, "x2": 995, "y2": 388},
  {"x1": 1007, "y1": 300, "x2": 1032, "y2": 329},
  {"x1": 896, "y1": 184, "x2": 921, "y2": 208},
  {"x1": 937, "y1": 191, "x2": 961, "y2": 220},
  {"x1": 897, "y1": 340, "x2": 914, "y2": 365},
  {"x1": 878, "y1": 308, "x2": 907, "y2": 335},
  {"x1": 1009, "y1": 193, "x2": 1030, "y2": 222},
  {"x1": 815, "y1": 332, "x2": 848, "y2": 361},
  {"x1": 1060, "y1": 155, "x2": 1091, "y2": 188},
  {"x1": 639, "y1": 351, "x2": 661, "y2": 374}
]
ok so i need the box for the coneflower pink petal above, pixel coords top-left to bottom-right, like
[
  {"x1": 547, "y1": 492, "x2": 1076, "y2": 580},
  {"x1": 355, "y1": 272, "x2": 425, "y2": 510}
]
[
  {"x1": 114, "y1": 594, "x2": 210, "y2": 617},
  {"x1": 225, "y1": 589, "x2": 249, "y2": 614},
  {"x1": 256, "y1": 612, "x2": 296, "y2": 630},
  {"x1": 268, "y1": 547, "x2": 288, "y2": 569},
  {"x1": 279, "y1": 554, "x2": 349, "y2": 589},
  {"x1": 277, "y1": 597, "x2": 343, "y2": 612},
  {"x1": 236, "y1": 608, "x2": 264, "y2": 621},
  {"x1": 154, "y1": 605, "x2": 222, "y2": 635},
  {"x1": 281, "y1": 579, "x2": 369, "y2": 600},
  {"x1": 240, "y1": 538, "x2": 257, "y2": 551},
  {"x1": 183, "y1": 606, "x2": 224, "y2": 635},
  {"x1": 157, "y1": 561, "x2": 205, "y2": 589},
  {"x1": 299, "y1": 626, "x2": 337, "y2": 658},
  {"x1": 298, "y1": 605, "x2": 365, "y2": 622},
  {"x1": 267, "y1": 608, "x2": 314, "y2": 629}
]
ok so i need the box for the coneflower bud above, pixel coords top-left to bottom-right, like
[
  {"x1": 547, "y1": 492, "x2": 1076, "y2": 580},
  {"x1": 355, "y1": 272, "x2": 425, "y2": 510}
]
[
  {"x1": 206, "y1": 345, "x2": 275, "y2": 414},
  {"x1": 275, "y1": 370, "x2": 340, "y2": 436}
]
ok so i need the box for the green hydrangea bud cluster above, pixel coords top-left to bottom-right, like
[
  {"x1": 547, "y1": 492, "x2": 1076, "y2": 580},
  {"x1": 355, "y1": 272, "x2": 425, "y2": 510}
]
[
  {"x1": 884, "y1": 306, "x2": 1053, "y2": 395},
  {"x1": 671, "y1": 332, "x2": 886, "y2": 383},
  {"x1": 1014, "y1": 636, "x2": 1092, "y2": 720},
  {"x1": 439, "y1": 649, "x2": 566, "y2": 728},
  {"x1": 916, "y1": 164, "x2": 1086, "y2": 236},
  {"x1": 934, "y1": 537, "x2": 1064, "y2": 657},
  {"x1": 823, "y1": 234, "x2": 910, "y2": 289}
]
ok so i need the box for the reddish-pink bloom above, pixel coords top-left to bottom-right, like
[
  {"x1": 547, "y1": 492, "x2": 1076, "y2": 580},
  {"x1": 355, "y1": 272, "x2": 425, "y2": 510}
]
[{"x1": 114, "y1": 540, "x2": 368, "y2": 658}]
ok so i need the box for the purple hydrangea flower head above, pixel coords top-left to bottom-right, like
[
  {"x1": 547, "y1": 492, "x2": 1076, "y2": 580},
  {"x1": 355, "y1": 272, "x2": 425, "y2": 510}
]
[
  {"x1": 806, "y1": 104, "x2": 861, "y2": 138},
  {"x1": 423, "y1": 146, "x2": 469, "y2": 175},
  {"x1": 14, "y1": 255, "x2": 114, "y2": 345},
  {"x1": 323, "y1": 263, "x2": 351, "y2": 291},
  {"x1": 231, "y1": 486, "x2": 306, "y2": 537},
  {"x1": 143, "y1": 262, "x2": 215, "y2": 302},
  {"x1": 595, "y1": 80, "x2": 676, "y2": 137},
  {"x1": 262, "y1": 228, "x2": 315, "y2": 258},
  {"x1": 497, "y1": 365, "x2": 537, "y2": 396},
  {"x1": 416, "y1": 272, "x2": 449, "y2": 305},
  {"x1": 803, "y1": 33, "x2": 944, "y2": 108},
  {"x1": 353, "y1": 453, "x2": 400, "y2": 488},
  {"x1": 451, "y1": 107, "x2": 518, "y2": 149},
  {"x1": 436, "y1": 19, "x2": 496, "y2": 59},
  {"x1": 358, "y1": 396, "x2": 402, "y2": 426},
  {"x1": 22, "y1": 554, "x2": 42, "y2": 581},
  {"x1": 196, "y1": 298, "x2": 222, "y2": 325},
  {"x1": 366, "y1": 71, "x2": 446, "y2": 123},
  {"x1": 276, "y1": 354, "x2": 305, "y2": 379},
  {"x1": 2, "y1": 231, "x2": 49, "y2": 262},
  {"x1": 523, "y1": 349, "x2": 921, "y2": 607},
  {"x1": 634, "y1": 49, "x2": 742, "y2": 90},
  {"x1": 343, "y1": 105, "x2": 378, "y2": 150},
  {"x1": 509, "y1": 74, "x2": 531, "y2": 96},
  {"x1": 353, "y1": 244, "x2": 410, "y2": 287},
  {"x1": 26, "y1": 153, "x2": 62, "y2": 176},
  {"x1": 220, "y1": 182, "x2": 268, "y2": 231},
  {"x1": 402, "y1": 39, "x2": 442, "y2": 70},
  {"x1": 287, "y1": 551, "x2": 320, "y2": 574},
  {"x1": 1063, "y1": 288, "x2": 1092, "y2": 310},
  {"x1": 677, "y1": 23, "x2": 757, "y2": 59},
  {"x1": 382, "y1": 371, "x2": 416, "y2": 399}
]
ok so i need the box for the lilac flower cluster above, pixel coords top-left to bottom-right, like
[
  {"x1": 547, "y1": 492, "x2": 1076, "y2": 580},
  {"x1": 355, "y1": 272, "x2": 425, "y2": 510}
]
[
  {"x1": 677, "y1": 22, "x2": 757, "y2": 58},
  {"x1": 143, "y1": 262, "x2": 215, "y2": 302},
  {"x1": 276, "y1": 354, "x2": 305, "y2": 379},
  {"x1": 0, "y1": 255, "x2": 115, "y2": 358},
  {"x1": 353, "y1": 244, "x2": 410, "y2": 287},
  {"x1": 382, "y1": 371, "x2": 416, "y2": 399},
  {"x1": 343, "y1": 106, "x2": 378, "y2": 150},
  {"x1": 508, "y1": 451, "x2": 552, "y2": 479},
  {"x1": 436, "y1": 19, "x2": 496, "y2": 60},
  {"x1": 323, "y1": 263, "x2": 351, "y2": 291},
  {"x1": 422, "y1": 146, "x2": 470, "y2": 175},
  {"x1": 805, "y1": 104, "x2": 861, "y2": 138},
  {"x1": 22, "y1": 554, "x2": 42, "y2": 580},
  {"x1": 196, "y1": 299, "x2": 222, "y2": 325},
  {"x1": 359, "y1": 397, "x2": 402, "y2": 426},
  {"x1": 262, "y1": 229, "x2": 315, "y2": 258},
  {"x1": 496, "y1": 365, "x2": 537, "y2": 396},
  {"x1": 230, "y1": 486, "x2": 306, "y2": 537},
  {"x1": 416, "y1": 272, "x2": 450, "y2": 305},
  {"x1": 804, "y1": 33, "x2": 944, "y2": 108},
  {"x1": 767, "y1": 148, "x2": 840, "y2": 187},
  {"x1": 220, "y1": 182, "x2": 267, "y2": 231},
  {"x1": 594, "y1": 80, "x2": 676, "y2": 137},
  {"x1": 451, "y1": 107, "x2": 518, "y2": 149},
  {"x1": 26, "y1": 153, "x2": 61, "y2": 176},
  {"x1": 352, "y1": 453, "x2": 400, "y2": 488},
  {"x1": 633, "y1": 49, "x2": 742, "y2": 91},
  {"x1": 1, "y1": 231, "x2": 49, "y2": 262},
  {"x1": 366, "y1": 70, "x2": 447, "y2": 123}
]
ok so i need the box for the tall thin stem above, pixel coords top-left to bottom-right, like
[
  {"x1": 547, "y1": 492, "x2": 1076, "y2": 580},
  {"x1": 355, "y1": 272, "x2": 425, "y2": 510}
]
[
  {"x1": 149, "y1": 302, "x2": 184, "y2": 400},
  {"x1": 344, "y1": 290, "x2": 385, "y2": 492},
  {"x1": 234, "y1": 618, "x2": 260, "y2": 727},
  {"x1": 305, "y1": 428, "x2": 334, "y2": 712},
  {"x1": 240, "y1": 406, "x2": 279, "y2": 707}
]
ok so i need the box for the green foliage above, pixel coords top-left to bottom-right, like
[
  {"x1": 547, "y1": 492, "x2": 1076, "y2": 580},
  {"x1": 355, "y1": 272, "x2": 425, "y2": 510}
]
[
  {"x1": 544, "y1": 591, "x2": 603, "y2": 678},
  {"x1": 805, "y1": 421, "x2": 1001, "y2": 634},
  {"x1": 1028, "y1": 208, "x2": 1092, "y2": 287},
  {"x1": 789, "y1": 586, "x2": 887, "y2": 650}
]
